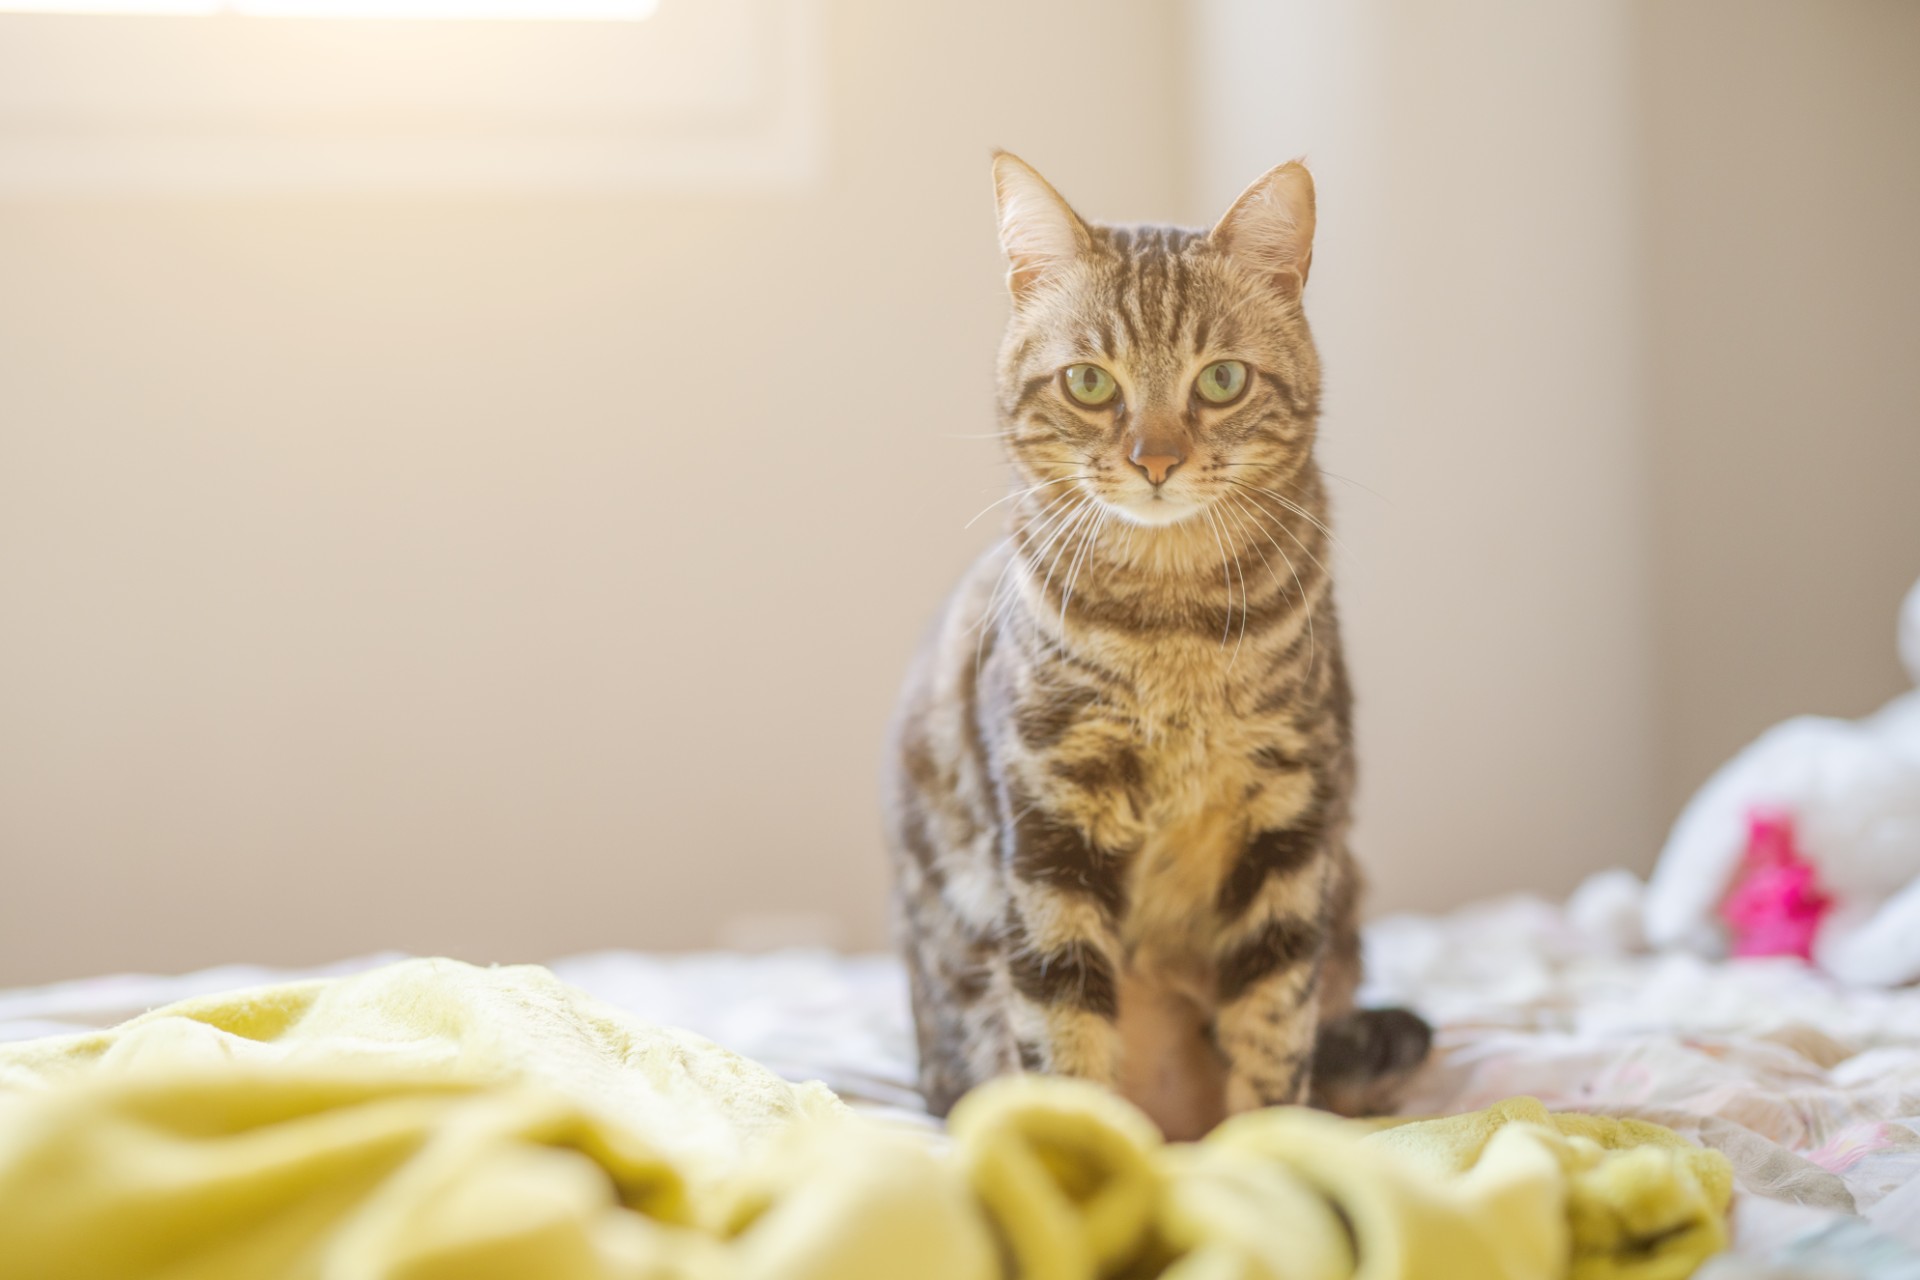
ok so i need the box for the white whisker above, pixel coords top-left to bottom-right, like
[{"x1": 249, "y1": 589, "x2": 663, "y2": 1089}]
[
  {"x1": 1223, "y1": 478, "x2": 1343, "y2": 555},
  {"x1": 963, "y1": 473, "x2": 1088, "y2": 530},
  {"x1": 1222, "y1": 494, "x2": 1283, "y2": 618},
  {"x1": 973, "y1": 489, "x2": 1081, "y2": 635},
  {"x1": 1319, "y1": 467, "x2": 1387, "y2": 502},
  {"x1": 1040, "y1": 499, "x2": 1100, "y2": 621},
  {"x1": 1215, "y1": 462, "x2": 1380, "y2": 505},
  {"x1": 1058, "y1": 509, "x2": 1108, "y2": 638},
  {"x1": 1215, "y1": 502, "x2": 1253, "y2": 662},
  {"x1": 973, "y1": 490, "x2": 1088, "y2": 673},
  {"x1": 1225, "y1": 490, "x2": 1316, "y2": 675},
  {"x1": 1222, "y1": 481, "x2": 1335, "y2": 578},
  {"x1": 1199, "y1": 504, "x2": 1236, "y2": 651}
]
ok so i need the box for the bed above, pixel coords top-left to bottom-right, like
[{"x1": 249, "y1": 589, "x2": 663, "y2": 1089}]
[{"x1": 3, "y1": 874, "x2": 1915, "y2": 1276}]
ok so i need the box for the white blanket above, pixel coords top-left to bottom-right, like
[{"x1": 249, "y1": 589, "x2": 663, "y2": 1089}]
[{"x1": 4, "y1": 881, "x2": 1916, "y2": 1274}]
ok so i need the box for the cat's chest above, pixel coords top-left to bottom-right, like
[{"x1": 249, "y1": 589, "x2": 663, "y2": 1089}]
[
  {"x1": 1108, "y1": 658, "x2": 1317, "y2": 959},
  {"x1": 1103, "y1": 633, "x2": 1309, "y2": 803}
]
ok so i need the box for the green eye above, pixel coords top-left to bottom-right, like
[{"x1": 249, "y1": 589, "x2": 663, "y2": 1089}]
[
  {"x1": 1062, "y1": 364, "x2": 1118, "y2": 407},
  {"x1": 1195, "y1": 360, "x2": 1249, "y2": 404}
]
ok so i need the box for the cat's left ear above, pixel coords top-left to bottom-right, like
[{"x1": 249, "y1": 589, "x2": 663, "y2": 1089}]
[
  {"x1": 1209, "y1": 160, "x2": 1316, "y2": 297},
  {"x1": 991, "y1": 151, "x2": 1093, "y2": 305}
]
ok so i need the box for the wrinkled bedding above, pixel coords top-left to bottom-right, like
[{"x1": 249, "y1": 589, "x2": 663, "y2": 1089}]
[
  {"x1": 3, "y1": 878, "x2": 1916, "y2": 1274},
  {"x1": 1362, "y1": 874, "x2": 1920, "y2": 1274},
  {"x1": 0, "y1": 958, "x2": 1737, "y2": 1280}
]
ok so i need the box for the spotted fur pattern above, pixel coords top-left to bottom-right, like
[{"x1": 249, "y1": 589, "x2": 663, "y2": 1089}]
[{"x1": 885, "y1": 155, "x2": 1430, "y2": 1139}]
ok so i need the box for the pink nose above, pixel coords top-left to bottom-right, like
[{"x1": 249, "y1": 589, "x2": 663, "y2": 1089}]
[{"x1": 1130, "y1": 452, "x2": 1183, "y2": 486}]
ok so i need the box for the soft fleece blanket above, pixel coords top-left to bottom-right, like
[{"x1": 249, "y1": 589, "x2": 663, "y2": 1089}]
[{"x1": 0, "y1": 959, "x2": 1730, "y2": 1279}]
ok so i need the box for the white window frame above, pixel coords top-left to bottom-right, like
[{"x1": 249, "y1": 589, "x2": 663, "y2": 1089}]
[{"x1": 0, "y1": 0, "x2": 822, "y2": 193}]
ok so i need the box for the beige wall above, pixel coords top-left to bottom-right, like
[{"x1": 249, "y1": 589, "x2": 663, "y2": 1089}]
[
  {"x1": 1638, "y1": 0, "x2": 1920, "y2": 815},
  {"x1": 1192, "y1": 0, "x2": 1657, "y2": 912},
  {"x1": 1190, "y1": 0, "x2": 1920, "y2": 914},
  {"x1": 0, "y1": 0, "x2": 1188, "y2": 983},
  {"x1": 4, "y1": 1, "x2": 1916, "y2": 984}
]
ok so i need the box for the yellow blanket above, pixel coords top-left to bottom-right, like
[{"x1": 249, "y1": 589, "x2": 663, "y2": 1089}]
[{"x1": 0, "y1": 959, "x2": 1732, "y2": 1279}]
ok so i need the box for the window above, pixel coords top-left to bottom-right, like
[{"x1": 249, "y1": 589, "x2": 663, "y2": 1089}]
[
  {"x1": 0, "y1": 0, "x2": 821, "y2": 191},
  {"x1": 1, "y1": 2, "x2": 658, "y2": 15},
  {"x1": 5, "y1": 3, "x2": 658, "y2": 15}
]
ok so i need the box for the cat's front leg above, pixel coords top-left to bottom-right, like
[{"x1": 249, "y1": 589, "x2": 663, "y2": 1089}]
[
  {"x1": 1000, "y1": 800, "x2": 1129, "y2": 1085},
  {"x1": 1211, "y1": 826, "x2": 1331, "y2": 1112}
]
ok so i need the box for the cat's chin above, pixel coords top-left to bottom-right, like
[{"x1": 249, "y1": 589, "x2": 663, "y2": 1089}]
[{"x1": 1108, "y1": 495, "x2": 1205, "y2": 528}]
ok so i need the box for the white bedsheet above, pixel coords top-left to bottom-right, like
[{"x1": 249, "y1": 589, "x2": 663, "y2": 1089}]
[
  {"x1": 4, "y1": 877, "x2": 1916, "y2": 1274},
  {"x1": 1361, "y1": 874, "x2": 1920, "y2": 1275}
]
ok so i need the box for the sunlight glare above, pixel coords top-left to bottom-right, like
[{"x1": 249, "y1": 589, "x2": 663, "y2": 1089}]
[{"x1": 0, "y1": 0, "x2": 659, "y2": 17}]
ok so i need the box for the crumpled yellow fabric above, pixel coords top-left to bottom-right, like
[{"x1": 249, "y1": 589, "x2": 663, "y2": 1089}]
[
  {"x1": 1365, "y1": 1098, "x2": 1735, "y2": 1280},
  {"x1": 947, "y1": 1077, "x2": 1727, "y2": 1280},
  {"x1": 0, "y1": 959, "x2": 1733, "y2": 1280}
]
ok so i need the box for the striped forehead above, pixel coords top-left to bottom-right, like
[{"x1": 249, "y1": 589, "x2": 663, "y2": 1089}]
[{"x1": 1081, "y1": 223, "x2": 1219, "y2": 366}]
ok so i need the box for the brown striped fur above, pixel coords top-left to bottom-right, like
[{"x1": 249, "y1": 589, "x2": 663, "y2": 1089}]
[{"x1": 884, "y1": 154, "x2": 1429, "y2": 1139}]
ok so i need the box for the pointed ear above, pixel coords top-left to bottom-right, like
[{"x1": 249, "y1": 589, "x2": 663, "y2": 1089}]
[
  {"x1": 991, "y1": 151, "x2": 1092, "y2": 304},
  {"x1": 1210, "y1": 160, "x2": 1316, "y2": 296}
]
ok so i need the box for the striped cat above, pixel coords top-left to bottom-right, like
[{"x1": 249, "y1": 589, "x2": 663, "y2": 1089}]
[{"x1": 884, "y1": 154, "x2": 1431, "y2": 1139}]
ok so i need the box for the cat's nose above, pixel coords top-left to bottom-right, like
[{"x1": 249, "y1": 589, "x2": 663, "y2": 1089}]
[{"x1": 1129, "y1": 440, "x2": 1186, "y2": 486}]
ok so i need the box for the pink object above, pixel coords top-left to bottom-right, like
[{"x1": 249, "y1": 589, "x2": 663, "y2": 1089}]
[{"x1": 1719, "y1": 809, "x2": 1834, "y2": 960}]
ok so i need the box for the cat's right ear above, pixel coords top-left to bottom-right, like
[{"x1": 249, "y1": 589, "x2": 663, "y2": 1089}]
[
  {"x1": 1210, "y1": 160, "x2": 1316, "y2": 298},
  {"x1": 991, "y1": 152, "x2": 1092, "y2": 305}
]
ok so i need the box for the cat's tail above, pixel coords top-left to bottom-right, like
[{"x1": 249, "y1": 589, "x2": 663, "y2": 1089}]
[{"x1": 1308, "y1": 1006, "x2": 1433, "y2": 1117}]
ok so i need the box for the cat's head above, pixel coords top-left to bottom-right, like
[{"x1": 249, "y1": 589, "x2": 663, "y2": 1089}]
[{"x1": 992, "y1": 153, "x2": 1322, "y2": 529}]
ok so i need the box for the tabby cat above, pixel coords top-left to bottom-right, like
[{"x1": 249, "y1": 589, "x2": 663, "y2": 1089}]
[{"x1": 884, "y1": 153, "x2": 1430, "y2": 1140}]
